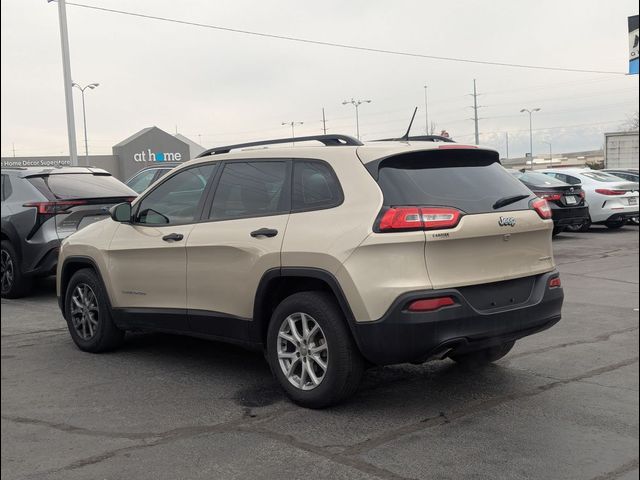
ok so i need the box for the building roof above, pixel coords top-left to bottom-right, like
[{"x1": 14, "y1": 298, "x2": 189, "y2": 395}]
[
  {"x1": 112, "y1": 126, "x2": 189, "y2": 149},
  {"x1": 112, "y1": 126, "x2": 157, "y2": 148},
  {"x1": 174, "y1": 133, "x2": 206, "y2": 157}
]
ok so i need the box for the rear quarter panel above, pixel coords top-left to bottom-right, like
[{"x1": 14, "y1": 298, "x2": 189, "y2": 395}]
[{"x1": 281, "y1": 152, "x2": 382, "y2": 274}]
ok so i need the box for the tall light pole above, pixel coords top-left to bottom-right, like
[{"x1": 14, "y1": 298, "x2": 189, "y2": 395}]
[
  {"x1": 520, "y1": 108, "x2": 541, "y2": 170},
  {"x1": 342, "y1": 98, "x2": 371, "y2": 140},
  {"x1": 423, "y1": 84, "x2": 429, "y2": 135},
  {"x1": 282, "y1": 121, "x2": 303, "y2": 145},
  {"x1": 51, "y1": 0, "x2": 78, "y2": 165},
  {"x1": 72, "y1": 82, "x2": 99, "y2": 165},
  {"x1": 542, "y1": 140, "x2": 553, "y2": 166}
]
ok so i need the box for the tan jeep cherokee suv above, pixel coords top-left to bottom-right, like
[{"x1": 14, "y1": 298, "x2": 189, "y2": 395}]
[{"x1": 57, "y1": 134, "x2": 563, "y2": 408}]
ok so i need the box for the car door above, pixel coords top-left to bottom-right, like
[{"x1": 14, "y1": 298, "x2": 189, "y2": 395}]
[
  {"x1": 107, "y1": 164, "x2": 217, "y2": 329},
  {"x1": 186, "y1": 160, "x2": 290, "y2": 339}
]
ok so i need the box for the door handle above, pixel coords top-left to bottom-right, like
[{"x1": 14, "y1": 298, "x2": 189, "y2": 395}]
[
  {"x1": 162, "y1": 233, "x2": 184, "y2": 242},
  {"x1": 250, "y1": 228, "x2": 278, "y2": 238}
]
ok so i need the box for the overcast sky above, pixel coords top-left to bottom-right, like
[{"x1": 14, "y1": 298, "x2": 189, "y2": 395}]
[{"x1": 1, "y1": 0, "x2": 638, "y2": 159}]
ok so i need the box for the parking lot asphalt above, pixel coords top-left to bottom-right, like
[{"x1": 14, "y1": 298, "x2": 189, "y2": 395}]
[{"x1": 1, "y1": 226, "x2": 638, "y2": 480}]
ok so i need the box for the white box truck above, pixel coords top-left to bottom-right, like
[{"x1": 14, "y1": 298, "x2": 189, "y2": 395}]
[{"x1": 605, "y1": 131, "x2": 639, "y2": 169}]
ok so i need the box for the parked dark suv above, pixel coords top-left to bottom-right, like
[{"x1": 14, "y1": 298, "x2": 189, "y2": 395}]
[{"x1": 1, "y1": 167, "x2": 136, "y2": 298}]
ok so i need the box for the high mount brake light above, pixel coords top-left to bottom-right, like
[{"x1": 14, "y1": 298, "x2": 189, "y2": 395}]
[
  {"x1": 378, "y1": 207, "x2": 462, "y2": 232},
  {"x1": 535, "y1": 192, "x2": 562, "y2": 202},
  {"x1": 595, "y1": 189, "x2": 626, "y2": 196},
  {"x1": 23, "y1": 200, "x2": 88, "y2": 215},
  {"x1": 437, "y1": 144, "x2": 478, "y2": 150},
  {"x1": 407, "y1": 296, "x2": 456, "y2": 312},
  {"x1": 530, "y1": 198, "x2": 552, "y2": 220}
]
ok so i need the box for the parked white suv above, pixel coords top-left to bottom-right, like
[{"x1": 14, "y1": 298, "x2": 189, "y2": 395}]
[
  {"x1": 540, "y1": 168, "x2": 639, "y2": 230},
  {"x1": 57, "y1": 134, "x2": 564, "y2": 407}
]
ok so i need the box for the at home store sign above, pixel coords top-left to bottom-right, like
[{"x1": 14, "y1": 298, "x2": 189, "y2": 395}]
[{"x1": 133, "y1": 149, "x2": 182, "y2": 162}]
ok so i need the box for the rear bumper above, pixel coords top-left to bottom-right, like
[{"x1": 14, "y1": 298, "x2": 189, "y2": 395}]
[
  {"x1": 591, "y1": 202, "x2": 639, "y2": 223},
  {"x1": 602, "y1": 212, "x2": 639, "y2": 224},
  {"x1": 551, "y1": 205, "x2": 589, "y2": 226},
  {"x1": 352, "y1": 271, "x2": 563, "y2": 365}
]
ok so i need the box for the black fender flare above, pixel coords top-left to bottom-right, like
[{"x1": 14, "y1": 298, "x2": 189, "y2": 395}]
[
  {"x1": 58, "y1": 256, "x2": 113, "y2": 315},
  {"x1": 251, "y1": 267, "x2": 360, "y2": 347}
]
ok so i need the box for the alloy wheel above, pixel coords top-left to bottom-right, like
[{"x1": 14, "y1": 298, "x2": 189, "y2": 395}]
[
  {"x1": 1, "y1": 249, "x2": 14, "y2": 295},
  {"x1": 277, "y1": 312, "x2": 329, "y2": 391},
  {"x1": 70, "y1": 283, "x2": 100, "y2": 340}
]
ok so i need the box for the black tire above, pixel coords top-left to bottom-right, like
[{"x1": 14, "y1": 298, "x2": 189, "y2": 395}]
[
  {"x1": 266, "y1": 291, "x2": 364, "y2": 408},
  {"x1": 1, "y1": 240, "x2": 32, "y2": 298},
  {"x1": 605, "y1": 220, "x2": 626, "y2": 230},
  {"x1": 552, "y1": 226, "x2": 565, "y2": 237},
  {"x1": 450, "y1": 341, "x2": 515, "y2": 368},
  {"x1": 64, "y1": 268, "x2": 124, "y2": 353}
]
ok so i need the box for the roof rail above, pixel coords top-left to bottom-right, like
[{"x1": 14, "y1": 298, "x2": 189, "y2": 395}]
[
  {"x1": 197, "y1": 134, "x2": 362, "y2": 158},
  {"x1": 373, "y1": 135, "x2": 456, "y2": 143}
]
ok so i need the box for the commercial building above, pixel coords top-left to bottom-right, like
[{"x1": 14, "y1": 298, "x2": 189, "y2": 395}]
[{"x1": 0, "y1": 126, "x2": 203, "y2": 181}]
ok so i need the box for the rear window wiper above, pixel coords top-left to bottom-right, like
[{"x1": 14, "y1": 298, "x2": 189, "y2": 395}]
[{"x1": 492, "y1": 194, "x2": 530, "y2": 210}]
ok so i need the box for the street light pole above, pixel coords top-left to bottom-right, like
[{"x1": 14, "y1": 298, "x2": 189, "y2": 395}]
[
  {"x1": 423, "y1": 84, "x2": 429, "y2": 134},
  {"x1": 52, "y1": 0, "x2": 78, "y2": 166},
  {"x1": 281, "y1": 121, "x2": 303, "y2": 145},
  {"x1": 543, "y1": 141, "x2": 552, "y2": 166},
  {"x1": 72, "y1": 83, "x2": 99, "y2": 166},
  {"x1": 520, "y1": 108, "x2": 541, "y2": 170},
  {"x1": 342, "y1": 98, "x2": 372, "y2": 140}
]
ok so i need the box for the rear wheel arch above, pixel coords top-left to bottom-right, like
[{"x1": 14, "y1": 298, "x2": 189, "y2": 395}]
[
  {"x1": 60, "y1": 257, "x2": 110, "y2": 311},
  {"x1": 1, "y1": 224, "x2": 22, "y2": 262},
  {"x1": 253, "y1": 268, "x2": 358, "y2": 346}
]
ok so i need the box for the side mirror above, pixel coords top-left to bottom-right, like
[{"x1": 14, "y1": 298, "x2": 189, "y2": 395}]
[{"x1": 110, "y1": 202, "x2": 132, "y2": 223}]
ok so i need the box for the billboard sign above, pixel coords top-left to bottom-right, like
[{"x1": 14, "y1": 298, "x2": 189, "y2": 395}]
[{"x1": 630, "y1": 15, "x2": 639, "y2": 75}]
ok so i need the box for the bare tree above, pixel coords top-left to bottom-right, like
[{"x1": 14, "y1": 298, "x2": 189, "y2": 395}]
[{"x1": 622, "y1": 111, "x2": 639, "y2": 131}]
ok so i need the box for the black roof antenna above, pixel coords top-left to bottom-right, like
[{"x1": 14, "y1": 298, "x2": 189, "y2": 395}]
[{"x1": 399, "y1": 107, "x2": 418, "y2": 141}]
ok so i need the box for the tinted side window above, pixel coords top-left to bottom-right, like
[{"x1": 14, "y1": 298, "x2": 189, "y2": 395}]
[
  {"x1": 209, "y1": 161, "x2": 288, "y2": 220},
  {"x1": 2, "y1": 175, "x2": 13, "y2": 200},
  {"x1": 565, "y1": 175, "x2": 582, "y2": 185},
  {"x1": 1, "y1": 175, "x2": 5, "y2": 200},
  {"x1": 127, "y1": 169, "x2": 158, "y2": 194},
  {"x1": 292, "y1": 161, "x2": 343, "y2": 211},
  {"x1": 136, "y1": 164, "x2": 216, "y2": 225}
]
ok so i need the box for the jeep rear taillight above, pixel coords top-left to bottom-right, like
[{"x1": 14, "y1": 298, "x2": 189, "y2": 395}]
[
  {"x1": 530, "y1": 198, "x2": 552, "y2": 220},
  {"x1": 377, "y1": 207, "x2": 463, "y2": 232}
]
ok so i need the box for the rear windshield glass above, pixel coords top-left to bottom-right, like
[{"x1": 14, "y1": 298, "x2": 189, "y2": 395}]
[
  {"x1": 511, "y1": 171, "x2": 568, "y2": 187},
  {"x1": 376, "y1": 150, "x2": 533, "y2": 214},
  {"x1": 581, "y1": 172, "x2": 627, "y2": 183},
  {"x1": 28, "y1": 174, "x2": 134, "y2": 200}
]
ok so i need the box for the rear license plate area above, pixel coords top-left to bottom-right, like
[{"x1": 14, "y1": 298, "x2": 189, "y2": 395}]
[
  {"x1": 458, "y1": 276, "x2": 536, "y2": 311},
  {"x1": 629, "y1": 198, "x2": 638, "y2": 206},
  {"x1": 565, "y1": 196, "x2": 577, "y2": 205}
]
